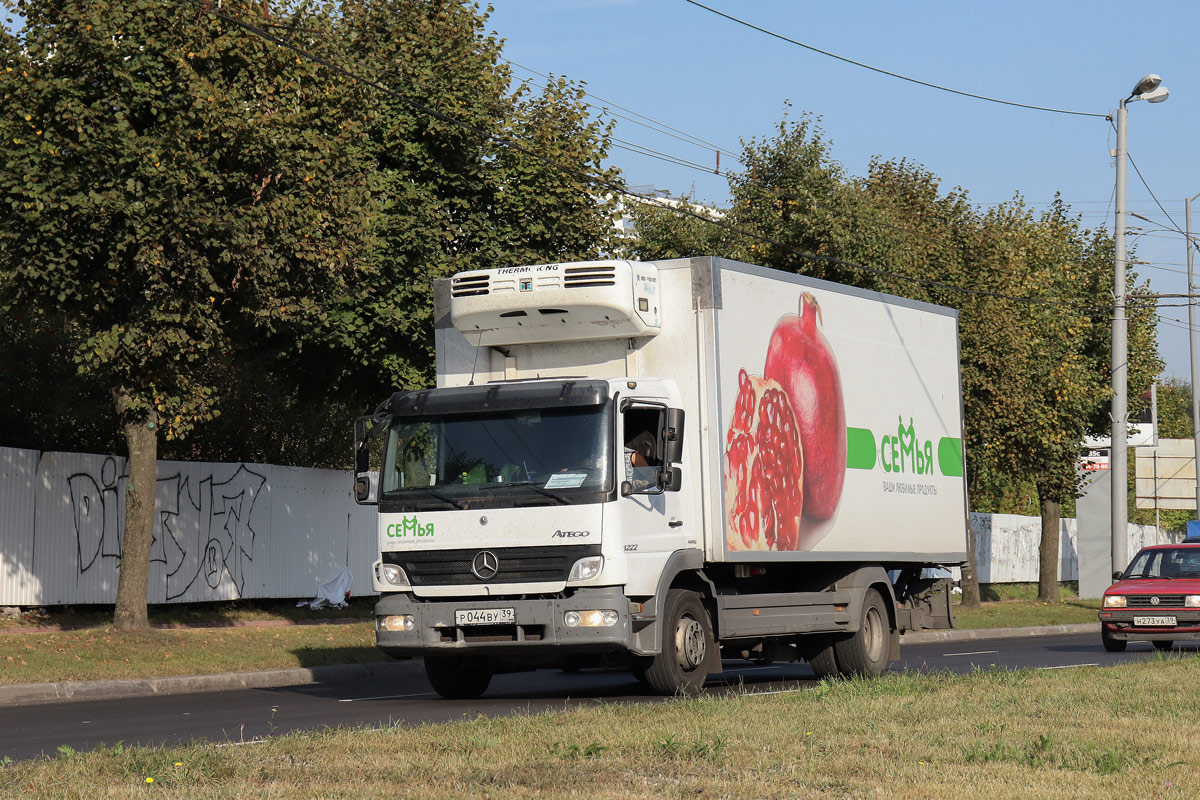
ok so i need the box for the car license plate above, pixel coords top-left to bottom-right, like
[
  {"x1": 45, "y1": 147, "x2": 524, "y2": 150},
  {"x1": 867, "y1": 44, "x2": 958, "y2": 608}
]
[
  {"x1": 1133, "y1": 615, "x2": 1176, "y2": 627},
  {"x1": 455, "y1": 608, "x2": 515, "y2": 626}
]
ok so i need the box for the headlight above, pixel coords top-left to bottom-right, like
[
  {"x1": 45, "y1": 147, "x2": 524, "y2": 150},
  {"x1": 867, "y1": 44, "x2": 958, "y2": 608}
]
[
  {"x1": 376, "y1": 563, "x2": 411, "y2": 588},
  {"x1": 568, "y1": 555, "x2": 604, "y2": 582},
  {"x1": 1186, "y1": 596, "x2": 1200, "y2": 608},
  {"x1": 379, "y1": 615, "x2": 415, "y2": 632},
  {"x1": 564, "y1": 609, "x2": 619, "y2": 627},
  {"x1": 1103, "y1": 595, "x2": 1127, "y2": 608}
]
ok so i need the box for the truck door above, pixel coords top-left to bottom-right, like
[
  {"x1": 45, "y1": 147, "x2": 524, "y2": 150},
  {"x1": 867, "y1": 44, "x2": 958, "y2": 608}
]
[{"x1": 618, "y1": 402, "x2": 691, "y2": 576}]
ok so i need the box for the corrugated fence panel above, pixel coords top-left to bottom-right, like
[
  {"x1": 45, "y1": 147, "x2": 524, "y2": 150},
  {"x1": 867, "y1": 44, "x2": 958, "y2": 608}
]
[
  {"x1": 0, "y1": 445, "x2": 1190, "y2": 605},
  {"x1": 0, "y1": 447, "x2": 39, "y2": 605}
]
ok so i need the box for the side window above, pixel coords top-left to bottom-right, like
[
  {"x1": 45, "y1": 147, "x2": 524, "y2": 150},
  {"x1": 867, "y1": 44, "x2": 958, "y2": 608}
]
[{"x1": 623, "y1": 407, "x2": 663, "y2": 487}]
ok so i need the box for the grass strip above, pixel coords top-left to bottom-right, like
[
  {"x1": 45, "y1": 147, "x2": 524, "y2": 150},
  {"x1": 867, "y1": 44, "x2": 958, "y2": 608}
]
[{"x1": 2, "y1": 657, "x2": 1197, "y2": 798}]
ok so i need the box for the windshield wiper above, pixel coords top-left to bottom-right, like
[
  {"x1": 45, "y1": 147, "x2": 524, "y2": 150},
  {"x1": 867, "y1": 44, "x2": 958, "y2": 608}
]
[
  {"x1": 502, "y1": 481, "x2": 572, "y2": 505},
  {"x1": 408, "y1": 487, "x2": 467, "y2": 510}
]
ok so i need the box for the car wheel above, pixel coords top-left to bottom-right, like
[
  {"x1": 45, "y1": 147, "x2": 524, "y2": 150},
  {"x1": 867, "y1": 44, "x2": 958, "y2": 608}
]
[
  {"x1": 1101, "y1": 627, "x2": 1127, "y2": 653},
  {"x1": 1152, "y1": 640, "x2": 1173, "y2": 651},
  {"x1": 424, "y1": 655, "x2": 493, "y2": 699},
  {"x1": 642, "y1": 589, "x2": 715, "y2": 695}
]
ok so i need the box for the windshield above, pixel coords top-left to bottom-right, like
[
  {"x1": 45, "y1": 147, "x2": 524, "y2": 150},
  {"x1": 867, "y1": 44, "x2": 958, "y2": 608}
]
[
  {"x1": 379, "y1": 403, "x2": 614, "y2": 510},
  {"x1": 1124, "y1": 547, "x2": 1200, "y2": 579}
]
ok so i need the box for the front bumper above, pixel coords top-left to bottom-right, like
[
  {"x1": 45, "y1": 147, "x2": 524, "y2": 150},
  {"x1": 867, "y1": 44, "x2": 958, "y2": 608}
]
[
  {"x1": 1100, "y1": 610, "x2": 1200, "y2": 641},
  {"x1": 375, "y1": 587, "x2": 643, "y2": 659}
]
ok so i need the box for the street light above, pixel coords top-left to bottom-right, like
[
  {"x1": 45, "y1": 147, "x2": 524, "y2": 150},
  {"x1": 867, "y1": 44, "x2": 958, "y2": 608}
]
[
  {"x1": 1112, "y1": 73, "x2": 1169, "y2": 575},
  {"x1": 1187, "y1": 191, "x2": 1200, "y2": 513}
]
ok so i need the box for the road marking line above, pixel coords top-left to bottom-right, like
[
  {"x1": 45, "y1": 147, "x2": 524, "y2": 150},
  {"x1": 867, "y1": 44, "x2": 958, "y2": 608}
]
[
  {"x1": 339, "y1": 692, "x2": 437, "y2": 702},
  {"x1": 944, "y1": 650, "x2": 999, "y2": 657},
  {"x1": 1038, "y1": 663, "x2": 1100, "y2": 670}
]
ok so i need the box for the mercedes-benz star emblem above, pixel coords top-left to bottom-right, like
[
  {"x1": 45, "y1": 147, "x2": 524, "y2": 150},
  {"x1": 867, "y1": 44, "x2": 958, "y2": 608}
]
[{"x1": 471, "y1": 550, "x2": 499, "y2": 581}]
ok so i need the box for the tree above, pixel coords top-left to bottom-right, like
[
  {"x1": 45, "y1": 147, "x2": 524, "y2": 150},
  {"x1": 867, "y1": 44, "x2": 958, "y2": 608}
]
[
  {"x1": 0, "y1": 0, "x2": 376, "y2": 628},
  {"x1": 317, "y1": 0, "x2": 620, "y2": 398}
]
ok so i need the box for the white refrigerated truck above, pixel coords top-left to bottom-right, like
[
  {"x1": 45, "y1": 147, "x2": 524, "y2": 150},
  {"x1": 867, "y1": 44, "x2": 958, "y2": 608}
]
[{"x1": 354, "y1": 256, "x2": 969, "y2": 698}]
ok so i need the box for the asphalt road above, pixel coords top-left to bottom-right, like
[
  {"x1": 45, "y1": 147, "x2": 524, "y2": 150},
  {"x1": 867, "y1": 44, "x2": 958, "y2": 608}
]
[{"x1": 2, "y1": 632, "x2": 1196, "y2": 763}]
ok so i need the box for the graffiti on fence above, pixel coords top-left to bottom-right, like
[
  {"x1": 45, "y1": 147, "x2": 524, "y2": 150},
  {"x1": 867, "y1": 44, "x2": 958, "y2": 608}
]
[{"x1": 67, "y1": 459, "x2": 267, "y2": 599}]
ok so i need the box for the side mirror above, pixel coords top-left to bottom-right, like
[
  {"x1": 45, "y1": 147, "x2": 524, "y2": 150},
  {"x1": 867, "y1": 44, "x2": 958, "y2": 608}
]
[
  {"x1": 658, "y1": 466, "x2": 682, "y2": 493},
  {"x1": 354, "y1": 471, "x2": 379, "y2": 505},
  {"x1": 661, "y1": 408, "x2": 685, "y2": 464},
  {"x1": 1112, "y1": 570, "x2": 1124, "y2": 581}
]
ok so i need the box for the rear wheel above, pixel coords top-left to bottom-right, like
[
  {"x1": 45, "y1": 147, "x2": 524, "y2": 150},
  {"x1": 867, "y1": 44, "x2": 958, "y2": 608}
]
[
  {"x1": 424, "y1": 655, "x2": 493, "y2": 699},
  {"x1": 1152, "y1": 639, "x2": 1173, "y2": 651},
  {"x1": 802, "y1": 635, "x2": 841, "y2": 679},
  {"x1": 833, "y1": 589, "x2": 891, "y2": 677},
  {"x1": 1101, "y1": 627, "x2": 1127, "y2": 652},
  {"x1": 642, "y1": 589, "x2": 715, "y2": 695}
]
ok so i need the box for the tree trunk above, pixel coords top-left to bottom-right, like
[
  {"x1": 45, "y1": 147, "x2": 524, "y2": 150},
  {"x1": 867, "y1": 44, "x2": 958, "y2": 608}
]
[
  {"x1": 959, "y1": 514, "x2": 981, "y2": 608},
  {"x1": 113, "y1": 408, "x2": 158, "y2": 631},
  {"x1": 1038, "y1": 496, "x2": 1061, "y2": 603}
]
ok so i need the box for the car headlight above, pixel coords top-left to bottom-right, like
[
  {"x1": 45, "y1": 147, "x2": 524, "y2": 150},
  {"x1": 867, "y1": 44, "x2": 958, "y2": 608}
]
[
  {"x1": 379, "y1": 615, "x2": 415, "y2": 632},
  {"x1": 564, "y1": 609, "x2": 619, "y2": 627},
  {"x1": 376, "y1": 563, "x2": 411, "y2": 588},
  {"x1": 568, "y1": 555, "x2": 604, "y2": 582},
  {"x1": 1186, "y1": 596, "x2": 1200, "y2": 608},
  {"x1": 1103, "y1": 595, "x2": 1127, "y2": 608}
]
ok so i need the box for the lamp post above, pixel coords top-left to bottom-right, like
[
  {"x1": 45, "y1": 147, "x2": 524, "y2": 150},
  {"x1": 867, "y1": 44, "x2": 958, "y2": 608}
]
[
  {"x1": 1112, "y1": 73, "x2": 1169, "y2": 575},
  {"x1": 1188, "y1": 192, "x2": 1200, "y2": 512}
]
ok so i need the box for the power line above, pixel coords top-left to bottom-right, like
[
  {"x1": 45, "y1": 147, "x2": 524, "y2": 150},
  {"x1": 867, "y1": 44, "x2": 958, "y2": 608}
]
[
  {"x1": 682, "y1": 0, "x2": 1107, "y2": 119},
  {"x1": 503, "y1": 58, "x2": 743, "y2": 162}
]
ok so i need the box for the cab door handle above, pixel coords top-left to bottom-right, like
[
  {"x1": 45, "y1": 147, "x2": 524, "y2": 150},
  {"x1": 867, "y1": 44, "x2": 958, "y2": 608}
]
[{"x1": 669, "y1": 519, "x2": 684, "y2": 528}]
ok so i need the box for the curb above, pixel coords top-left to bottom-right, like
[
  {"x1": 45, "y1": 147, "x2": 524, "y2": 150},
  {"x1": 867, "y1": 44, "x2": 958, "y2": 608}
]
[
  {"x1": 0, "y1": 623, "x2": 1100, "y2": 706},
  {"x1": 0, "y1": 660, "x2": 423, "y2": 707},
  {"x1": 902, "y1": 622, "x2": 1096, "y2": 643}
]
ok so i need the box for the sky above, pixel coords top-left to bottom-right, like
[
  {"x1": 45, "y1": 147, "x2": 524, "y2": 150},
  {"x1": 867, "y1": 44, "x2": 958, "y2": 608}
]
[{"x1": 486, "y1": 0, "x2": 1200, "y2": 381}]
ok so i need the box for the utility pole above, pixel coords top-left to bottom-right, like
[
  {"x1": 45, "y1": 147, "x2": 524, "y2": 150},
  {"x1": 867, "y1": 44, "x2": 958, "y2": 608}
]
[
  {"x1": 1188, "y1": 192, "x2": 1200, "y2": 512},
  {"x1": 1111, "y1": 74, "x2": 1169, "y2": 575}
]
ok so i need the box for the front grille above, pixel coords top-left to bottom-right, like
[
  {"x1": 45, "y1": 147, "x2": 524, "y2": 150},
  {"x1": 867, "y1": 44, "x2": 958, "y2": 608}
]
[
  {"x1": 384, "y1": 544, "x2": 601, "y2": 586},
  {"x1": 1127, "y1": 594, "x2": 1187, "y2": 608}
]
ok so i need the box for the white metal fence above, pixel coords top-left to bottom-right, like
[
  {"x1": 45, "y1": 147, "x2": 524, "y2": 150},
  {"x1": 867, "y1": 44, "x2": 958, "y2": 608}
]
[
  {"x1": 0, "y1": 446, "x2": 377, "y2": 605},
  {"x1": 0, "y1": 445, "x2": 1184, "y2": 606}
]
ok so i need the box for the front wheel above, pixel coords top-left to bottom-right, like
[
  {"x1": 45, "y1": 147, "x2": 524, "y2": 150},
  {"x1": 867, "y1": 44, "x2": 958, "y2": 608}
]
[
  {"x1": 424, "y1": 655, "x2": 493, "y2": 699},
  {"x1": 642, "y1": 589, "x2": 715, "y2": 695},
  {"x1": 1101, "y1": 627, "x2": 1127, "y2": 652},
  {"x1": 833, "y1": 589, "x2": 891, "y2": 677}
]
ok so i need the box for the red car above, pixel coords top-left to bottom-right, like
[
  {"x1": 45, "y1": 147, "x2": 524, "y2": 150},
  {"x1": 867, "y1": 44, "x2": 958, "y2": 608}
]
[{"x1": 1099, "y1": 543, "x2": 1200, "y2": 652}]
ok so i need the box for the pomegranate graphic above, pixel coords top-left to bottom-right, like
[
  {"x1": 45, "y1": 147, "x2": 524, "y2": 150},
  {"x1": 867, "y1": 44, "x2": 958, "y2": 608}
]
[
  {"x1": 763, "y1": 292, "x2": 846, "y2": 522},
  {"x1": 723, "y1": 369, "x2": 805, "y2": 551}
]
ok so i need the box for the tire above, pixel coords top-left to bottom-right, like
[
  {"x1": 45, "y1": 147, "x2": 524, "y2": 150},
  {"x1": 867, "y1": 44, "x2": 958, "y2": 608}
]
[
  {"x1": 1153, "y1": 640, "x2": 1173, "y2": 651},
  {"x1": 1101, "y1": 627, "x2": 1127, "y2": 653},
  {"x1": 802, "y1": 635, "x2": 841, "y2": 679},
  {"x1": 423, "y1": 655, "x2": 493, "y2": 699},
  {"x1": 833, "y1": 589, "x2": 891, "y2": 678},
  {"x1": 642, "y1": 589, "x2": 715, "y2": 695}
]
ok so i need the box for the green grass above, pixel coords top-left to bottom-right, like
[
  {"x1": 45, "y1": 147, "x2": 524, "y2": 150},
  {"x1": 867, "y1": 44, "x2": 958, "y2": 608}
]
[
  {"x1": 954, "y1": 582, "x2": 1100, "y2": 630},
  {"x1": 4, "y1": 658, "x2": 1199, "y2": 798}
]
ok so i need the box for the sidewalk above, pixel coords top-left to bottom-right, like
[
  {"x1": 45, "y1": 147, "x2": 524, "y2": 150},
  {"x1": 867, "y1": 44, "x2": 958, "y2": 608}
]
[{"x1": 0, "y1": 622, "x2": 1097, "y2": 707}]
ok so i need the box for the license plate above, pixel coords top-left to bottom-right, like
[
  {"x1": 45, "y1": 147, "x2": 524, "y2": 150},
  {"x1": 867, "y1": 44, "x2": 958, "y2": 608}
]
[
  {"x1": 455, "y1": 608, "x2": 515, "y2": 626},
  {"x1": 1133, "y1": 615, "x2": 1176, "y2": 627}
]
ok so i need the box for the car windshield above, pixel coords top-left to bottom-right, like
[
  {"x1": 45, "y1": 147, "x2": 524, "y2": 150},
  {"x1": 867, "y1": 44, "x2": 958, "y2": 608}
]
[
  {"x1": 1124, "y1": 547, "x2": 1200, "y2": 579},
  {"x1": 379, "y1": 403, "x2": 613, "y2": 509}
]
